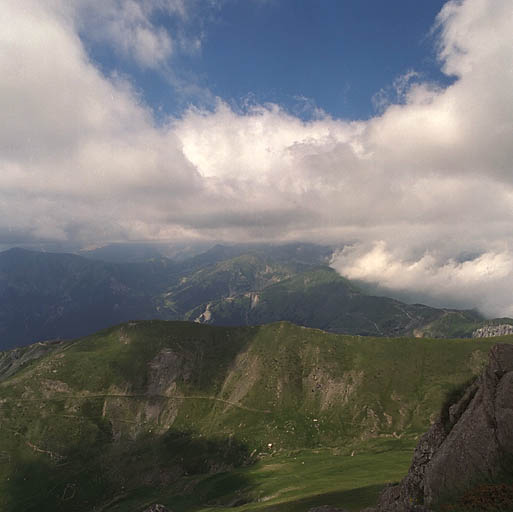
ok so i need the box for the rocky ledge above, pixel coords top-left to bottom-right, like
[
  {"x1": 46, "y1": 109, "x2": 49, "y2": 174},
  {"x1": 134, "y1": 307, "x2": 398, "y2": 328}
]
[
  {"x1": 472, "y1": 323, "x2": 513, "y2": 338},
  {"x1": 369, "y1": 343, "x2": 513, "y2": 511}
]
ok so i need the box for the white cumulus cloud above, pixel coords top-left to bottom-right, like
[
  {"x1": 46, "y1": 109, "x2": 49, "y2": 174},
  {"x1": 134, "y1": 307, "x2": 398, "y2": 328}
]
[
  {"x1": 75, "y1": 0, "x2": 189, "y2": 69},
  {"x1": 1, "y1": 0, "x2": 513, "y2": 315},
  {"x1": 331, "y1": 242, "x2": 513, "y2": 317}
]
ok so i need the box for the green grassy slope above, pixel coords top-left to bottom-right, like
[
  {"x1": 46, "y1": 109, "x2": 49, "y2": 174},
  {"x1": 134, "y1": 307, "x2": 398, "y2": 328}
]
[
  {"x1": 111, "y1": 441, "x2": 416, "y2": 512},
  {"x1": 184, "y1": 267, "x2": 483, "y2": 338},
  {"x1": 0, "y1": 321, "x2": 509, "y2": 511},
  {"x1": 160, "y1": 254, "x2": 300, "y2": 316}
]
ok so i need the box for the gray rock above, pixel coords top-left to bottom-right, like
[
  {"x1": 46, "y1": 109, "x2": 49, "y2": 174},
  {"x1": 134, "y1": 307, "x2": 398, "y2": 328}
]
[
  {"x1": 472, "y1": 323, "x2": 513, "y2": 338},
  {"x1": 373, "y1": 343, "x2": 513, "y2": 511},
  {"x1": 142, "y1": 505, "x2": 171, "y2": 512}
]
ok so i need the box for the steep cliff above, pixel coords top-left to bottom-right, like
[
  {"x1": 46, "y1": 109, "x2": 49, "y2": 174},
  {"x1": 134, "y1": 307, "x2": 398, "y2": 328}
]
[{"x1": 371, "y1": 343, "x2": 513, "y2": 511}]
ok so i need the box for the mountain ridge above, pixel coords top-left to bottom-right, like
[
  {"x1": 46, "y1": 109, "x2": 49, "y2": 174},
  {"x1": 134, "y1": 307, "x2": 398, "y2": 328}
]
[
  {"x1": 0, "y1": 320, "x2": 510, "y2": 511},
  {"x1": 0, "y1": 244, "x2": 504, "y2": 350}
]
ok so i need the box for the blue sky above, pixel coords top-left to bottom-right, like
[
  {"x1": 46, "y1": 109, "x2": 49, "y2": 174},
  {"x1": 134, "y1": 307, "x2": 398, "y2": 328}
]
[{"x1": 85, "y1": 0, "x2": 451, "y2": 121}]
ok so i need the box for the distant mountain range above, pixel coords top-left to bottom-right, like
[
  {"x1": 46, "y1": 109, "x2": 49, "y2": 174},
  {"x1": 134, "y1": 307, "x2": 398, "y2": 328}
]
[{"x1": 0, "y1": 243, "x2": 505, "y2": 350}]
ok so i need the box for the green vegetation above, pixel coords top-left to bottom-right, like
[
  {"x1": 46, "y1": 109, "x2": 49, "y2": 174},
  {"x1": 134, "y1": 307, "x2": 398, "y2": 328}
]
[
  {"x1": 0, "y1": 320, "x2": 509, "y2": 511},
  {"x1": 439, "y1": 376, "x2": 478, "y2": 432},
  {"x1": 109, "y1": 440, "x2": 415, "y2": 512},
  {"x1": 412, "y1": 311, "x2": 483, "y2": 339}
]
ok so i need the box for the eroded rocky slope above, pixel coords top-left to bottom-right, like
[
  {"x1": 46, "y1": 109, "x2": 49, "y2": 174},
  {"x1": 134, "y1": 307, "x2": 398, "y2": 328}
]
[{"x1": 370, "y1": 343, "x2": 513, "y2": 511}]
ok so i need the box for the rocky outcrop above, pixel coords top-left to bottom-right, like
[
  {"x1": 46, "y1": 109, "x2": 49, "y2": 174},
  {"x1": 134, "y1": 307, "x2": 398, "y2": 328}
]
[
  {"x1": 142, "y1": 505, "x2": 171, "y2": 512},
  {"x1": 472, "y1": 324, "x2": 513, "y2": 338},
  {"x1": 147, "y1": 347, "x2": 195, "y2": 395},
  {"x1": 371, "y1": 343, "x2": 513, "y2": 511},
  {"x1": 0, "y1": 339, "x2": 68, "y2": 381}
]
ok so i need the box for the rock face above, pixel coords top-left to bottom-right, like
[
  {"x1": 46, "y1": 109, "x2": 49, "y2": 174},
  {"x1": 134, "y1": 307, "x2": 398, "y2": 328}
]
[
  {"x1": 372, "y1": 343, "x2": 513, "y2": 511},
  {"x1": 472, "y1": 323, "x2": 513, "y2": 338}
]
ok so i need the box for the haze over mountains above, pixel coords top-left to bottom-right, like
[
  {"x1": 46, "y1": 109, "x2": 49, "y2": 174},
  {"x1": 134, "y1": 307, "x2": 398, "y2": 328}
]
[{"x1": 0, "y1": 243, "x2": 497, "y2": 351}]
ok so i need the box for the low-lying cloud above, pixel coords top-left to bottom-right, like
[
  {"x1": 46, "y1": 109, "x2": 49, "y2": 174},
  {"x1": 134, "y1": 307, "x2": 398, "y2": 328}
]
[
  {"x1": 1, "y1": 0, "x2": 513, "y2": 315},
  {"x1": 331, "y1": 242, "x2": 513, "y2": 318}
]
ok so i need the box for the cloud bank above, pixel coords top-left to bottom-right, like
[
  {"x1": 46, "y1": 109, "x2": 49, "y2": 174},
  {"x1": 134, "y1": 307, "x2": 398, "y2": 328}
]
[
  {"x1": 1, "y1": 0, "x2": 513, "y2": 315},
  {"x1": 331, "y1": 243, "x2": 513, "y2": 318}
]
